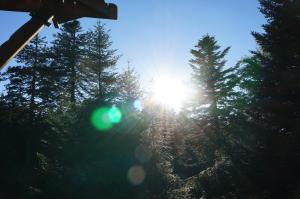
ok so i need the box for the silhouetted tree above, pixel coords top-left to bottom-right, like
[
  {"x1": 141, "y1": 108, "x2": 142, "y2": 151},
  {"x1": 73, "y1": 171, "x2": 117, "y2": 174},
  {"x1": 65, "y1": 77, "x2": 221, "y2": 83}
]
[
  {"x1": 1, "y1": 35, "x2": 56, "y2": 120},
  {"x1": 116, "y1": 62, "x2": 142, "y2": 107},
  {"x1": 84, "y1": 21, "x2": 119, "y2": 101},
  {"x1": 51, "y1": 20, "x2": 87, "y2": 106},
  {"x1": 250, "y1": 0, "x2": 300, "y2": 197},
  {"x1": 189, "y1": 34, "x2": 238, "y2": 144},
  {"x1": 0, "y1": 35, "x2": 60, "y2": 198},
  {"x1": 235, "y1": 56, "x2": 262, "y2": 110}
]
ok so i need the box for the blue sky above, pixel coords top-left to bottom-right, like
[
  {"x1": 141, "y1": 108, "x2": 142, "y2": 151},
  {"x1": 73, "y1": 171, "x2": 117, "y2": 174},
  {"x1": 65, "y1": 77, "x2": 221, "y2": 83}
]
[{"x1": 0, "y1": 0, "x2": 265, "y2": 87}]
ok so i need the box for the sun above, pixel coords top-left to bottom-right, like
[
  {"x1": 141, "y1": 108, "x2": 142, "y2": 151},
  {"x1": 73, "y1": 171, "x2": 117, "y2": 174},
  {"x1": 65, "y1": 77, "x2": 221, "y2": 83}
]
[{"x1": 152, "y1": 75, "x2": 188, "y2": 111}]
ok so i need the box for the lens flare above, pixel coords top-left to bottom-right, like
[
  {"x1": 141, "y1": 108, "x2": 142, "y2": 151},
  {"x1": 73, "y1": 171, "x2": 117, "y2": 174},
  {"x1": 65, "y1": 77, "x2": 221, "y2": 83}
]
[
  {"x1": 127, "y1": 165, "x2": 146, "y2": 186},
  {"x1": 108, "y1": 106, "x2": 122, "y2": 123},
  {"x1": 91, "y1": 106, "x2": 122, "y2": 131},
  {"x1": 133, "y1": 100, "x2": 142, "y2": 111}
]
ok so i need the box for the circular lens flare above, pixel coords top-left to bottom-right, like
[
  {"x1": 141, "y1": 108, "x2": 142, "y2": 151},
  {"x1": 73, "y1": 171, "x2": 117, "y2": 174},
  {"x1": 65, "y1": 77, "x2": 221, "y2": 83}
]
[
  {"x1": 91, "y1": 106, "x2": 122, "y2": 132},
  {"x1": 133, "y1": 100, "x2": 142, "y2": 111},
  {"x1": 127, "y1": 165, "x2": 146, "y2": 186},
  {"x1": 108, "y1": 106, "x2": 122, "y2": 123}
]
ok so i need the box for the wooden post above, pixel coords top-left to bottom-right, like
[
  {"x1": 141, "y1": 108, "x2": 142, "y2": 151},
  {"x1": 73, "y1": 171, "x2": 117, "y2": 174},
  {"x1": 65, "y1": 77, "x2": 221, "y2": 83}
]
[{"x1": 0, "y1": 15, "x2": 53, "y2": 70}]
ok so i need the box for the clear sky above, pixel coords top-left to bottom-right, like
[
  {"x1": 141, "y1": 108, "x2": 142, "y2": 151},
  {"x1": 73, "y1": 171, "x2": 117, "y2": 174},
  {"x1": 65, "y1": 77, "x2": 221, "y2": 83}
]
[{"x1": 0, "y1": 0, "x2": 265, "y2": 88}]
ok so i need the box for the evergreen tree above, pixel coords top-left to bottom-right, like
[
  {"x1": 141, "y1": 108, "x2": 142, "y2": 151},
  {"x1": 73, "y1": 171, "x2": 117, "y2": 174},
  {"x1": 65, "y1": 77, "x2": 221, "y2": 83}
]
[
  {"x1": 1, "y1": 35, "x2": 54, "y2": 120},
  {"x1": 231, "y1": 55, "x2": 263, "y2": 113},
  {"x1": 51, "y1": 20, "x2": 87, "y2": 106},
  {"x1": 252, "y1": 0, "x2": 300, "y2": 136},
  {"x1": 189, "y1": 34, "x2": 238, "y2": 138},
  {"x1": 251, "y1": 0, "x2": 300, "y2": 197},
  {"x1": 84, "y1": 21, "x2": 119, "y2": 101},
  {"x1": 0, "y1": 35, "x2": 61, "y2": 197},
  {"x1": 183, "y1": 35, "x2": 246, "y2": 198},
  {"x1": 1, "y1": 66, "x2": 28, "y2": 109},
  {"x1": 116, "y1": 62, "x2": 142, "y2": 107}
]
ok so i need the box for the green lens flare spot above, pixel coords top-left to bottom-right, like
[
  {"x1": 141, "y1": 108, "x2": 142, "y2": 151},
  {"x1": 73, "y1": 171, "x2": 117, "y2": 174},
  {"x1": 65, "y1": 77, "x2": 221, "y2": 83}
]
[
  {"x1": 91, "y1": 106, "x2": 122, "y2": 132},
  {"x1": 108, "y1": 107, "x2": 122, "y2": 123},
  {"x1": 91, "y1": 107, "x2": 113, "y2": 131}
]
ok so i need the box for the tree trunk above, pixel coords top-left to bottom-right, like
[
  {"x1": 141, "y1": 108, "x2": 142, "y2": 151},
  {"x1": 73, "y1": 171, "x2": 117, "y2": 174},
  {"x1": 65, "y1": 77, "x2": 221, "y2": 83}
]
[
  {"x1": 29, "y1": 39, "x2": 37, "y2": 123},
  {"x1": 98, "y1": 71, "x2": 101, "y2": 97},
  {"x1": 70, "y1": 31, "x2": 76, "y2": 105},
  {"x1": 70, "y1": 64, "x2": 76, "y2": 105},
  {"x1": 24, "y1": 37, "x2": 38, "y2": 186}
]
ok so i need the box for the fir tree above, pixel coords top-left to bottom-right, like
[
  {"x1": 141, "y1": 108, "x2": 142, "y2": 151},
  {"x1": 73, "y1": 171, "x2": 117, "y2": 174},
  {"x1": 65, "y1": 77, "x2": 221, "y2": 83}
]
[
  {"x1": 252, "y1": 0, "x2": 300, "y2": 136},
  {"x1": 116, "y1": 62, "x2": 142, "y2": 107},
  {"x1": 251, "y1": 0, "x2": 300, "y2": 197},
  {"x1": 189, "y1": 34, "x2": 237, "y2": 133},
  {"x1": 234, "y1": 55, "x2": 263, "y2": 112},
  {"x1": 0, "y1": 35, "x2": 60, "y2": 196},
  {"x1": 51, "y1": 20, "x2": 87, "y2": 106},
  {"x1": 1, "y1": 35, "x2": 54, "y2": 120},
  {"x1": 84, "y1": 21, "x2": 119, "y2": 101}
]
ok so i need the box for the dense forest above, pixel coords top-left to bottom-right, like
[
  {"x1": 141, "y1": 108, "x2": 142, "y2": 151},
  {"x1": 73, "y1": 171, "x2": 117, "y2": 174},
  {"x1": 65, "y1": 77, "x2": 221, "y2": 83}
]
[{"x1": 0, "y1": 0, "x2": 299, "y2": 198}]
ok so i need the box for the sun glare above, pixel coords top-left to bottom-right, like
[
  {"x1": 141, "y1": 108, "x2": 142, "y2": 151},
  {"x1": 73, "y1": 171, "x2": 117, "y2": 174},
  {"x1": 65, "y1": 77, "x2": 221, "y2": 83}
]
[{"x1": 152, "y1": 75, "x2": 188, "y2": 111}]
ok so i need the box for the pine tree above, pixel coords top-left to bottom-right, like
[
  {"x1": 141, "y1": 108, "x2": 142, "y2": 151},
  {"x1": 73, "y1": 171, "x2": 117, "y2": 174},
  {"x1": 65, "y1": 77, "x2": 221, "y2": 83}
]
[
  {"x1": 252, "y1": 0, "x2": 300, "y2": 136},
  {"x1": 51, "y1": 20, "x2": 87, "y2": 106},
  {"x1": 1, "y1": 66, "x2": 28, "y2": 109},
  {"x1": 116, "y1": 62, "x2": 142, "y2": 107},
  {"x1": 171, "y1": 35, "x2": 240, "y2": 198},
  {"x1": 251, "y1": 0, "x2": 300, "y2": 197},
  {"x1": 189, "y1": 34, "x2": 238, "y2": 135},
  {"x1": 1, "y1": 35, "x2": 54, "y2": 120},
  {"x1": 0, "y1": 35, "x2": 61, "y2": 196},
  {"x1": 234, "y1": 55, "x2": 263, "y2": 111},
  {"x1": 84, "y1": 21, "x2": 119, "y2": 101}
]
